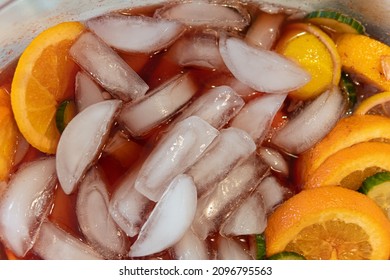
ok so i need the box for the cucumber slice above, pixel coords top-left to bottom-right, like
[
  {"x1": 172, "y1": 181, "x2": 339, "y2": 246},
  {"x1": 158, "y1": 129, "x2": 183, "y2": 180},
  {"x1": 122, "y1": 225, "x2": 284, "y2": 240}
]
[
  {"x1": 268, "y1": 251, "x2": 306, "y2": 260},
  {"x1": 305, "y1": 11, "x2": 365, "y2": 34},
  {"x1": 56, "y1": 100, "x2": 76, "y2": 133},
  {"x1": 255, "y1": 234, "x2": 266, "y2": 260},
  {"x1": 359, "y1": 171, "x2": 390, "y2": 219},
  {"x1": 340, "y1": 72, "x2": 357, "y2": 109}
]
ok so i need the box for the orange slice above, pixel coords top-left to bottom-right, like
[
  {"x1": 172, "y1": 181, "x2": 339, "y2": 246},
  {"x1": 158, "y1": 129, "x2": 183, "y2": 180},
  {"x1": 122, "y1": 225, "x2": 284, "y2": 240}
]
[
  {"x1": 296, "y1": 114, "x2": 390, "y2": 184},
  {"x1": 354, "y1": 91, "x2": 390, "y2": 116},
  {"x1": 304, "y1": 142, "x2": 390, "y2": 190},
  {"x1": 336, "y1": 33, "x2": 390, "y2": 92},
  {"x1": 265, "y1": 186, "x2": 390, "y2": 259},
  {"x1": 11, "y1": 22, "x2": 85, "y2": 154},
  {"x1": 276, "y1": 23, "x2": 341, "y2": 100},
  {"x1": 0, "y1": 88, "x2": 18, "y2": 181}
]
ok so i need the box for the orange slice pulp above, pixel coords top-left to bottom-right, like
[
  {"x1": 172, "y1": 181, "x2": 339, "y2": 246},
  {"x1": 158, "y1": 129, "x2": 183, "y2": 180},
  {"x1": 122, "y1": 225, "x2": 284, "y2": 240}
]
[
  {"x1": 11, "y1": 22, "x2": 85, "y2": 154},
  {"x1": 265, "y1": 186, "x2": 390, "y2": 260}
]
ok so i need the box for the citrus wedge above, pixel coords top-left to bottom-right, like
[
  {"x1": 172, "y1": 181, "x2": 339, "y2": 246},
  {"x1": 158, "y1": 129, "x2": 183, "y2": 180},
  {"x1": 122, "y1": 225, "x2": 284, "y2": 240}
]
[
  {"x1": 296, "y1": 114, "x2": 390, "y2": 184},
  {"x1": 11, "y1": 22, "x2": 85, "y2": 154},
  {"x1": 265, "y1": 186, "x2": 390, "y2": 260},
  {"x1": 354, "y1": 91, "x2": 390, "y2": 116},
  {"x1": 276, "y1": 23, "x2": 341, "y2": 100},
  {"x1": 336, "y1": 33, "x2": 390, "y2": 92},
  {"x1": 0, "y1": 88, "x2": 18, "y2": 181},
  {"x1": 304, "y1": 142, "x2": 390, "y2": 190}
]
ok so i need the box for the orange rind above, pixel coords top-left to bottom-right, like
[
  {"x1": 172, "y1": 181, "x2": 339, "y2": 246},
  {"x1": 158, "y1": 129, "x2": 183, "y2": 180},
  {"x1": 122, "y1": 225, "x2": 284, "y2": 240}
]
[
  {"x1": 265, "y1": 186, "x2": 390, "y2": 259},
  {"x1": 11, "y1": 22, "x2": 85, "y2": 154}
]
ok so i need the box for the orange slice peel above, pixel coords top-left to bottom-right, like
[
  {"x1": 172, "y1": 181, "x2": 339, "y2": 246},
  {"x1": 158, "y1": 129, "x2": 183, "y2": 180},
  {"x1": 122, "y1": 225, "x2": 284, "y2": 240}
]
[
  {"x1": 304, "y1": 142, "x2": 390, "y2": 190},
  {"x1": 11, "y1": 22, "x2": 85, "y2": 154},
  {"x1": 265, "y1": 186, "x2": 390, "y2": 260},
  {"x1": 297, "y1": 114, "x2": 390, "y2": 184}
]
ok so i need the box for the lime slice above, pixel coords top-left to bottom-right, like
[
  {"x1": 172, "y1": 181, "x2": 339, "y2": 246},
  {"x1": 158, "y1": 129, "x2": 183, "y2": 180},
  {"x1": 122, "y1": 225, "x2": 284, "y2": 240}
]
[
  {"x1": 305, "y1": 11, "x2": 365, "y2": 34},
  {"x1": 56, "y1": 100, "x2": 76, "y2": 133},
  {"x1": 359, "y1": 171, "x2": 390, "y2": 219},
  {"x1": 268, "y1": 251, "x2": 306, "y2": 260}
]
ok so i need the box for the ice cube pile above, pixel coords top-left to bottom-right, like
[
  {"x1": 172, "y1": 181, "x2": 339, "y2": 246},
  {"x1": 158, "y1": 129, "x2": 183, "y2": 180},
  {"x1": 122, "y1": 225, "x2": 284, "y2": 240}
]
[{"x1": 0, "y1": 0, "x2": 345, "y2": 260}]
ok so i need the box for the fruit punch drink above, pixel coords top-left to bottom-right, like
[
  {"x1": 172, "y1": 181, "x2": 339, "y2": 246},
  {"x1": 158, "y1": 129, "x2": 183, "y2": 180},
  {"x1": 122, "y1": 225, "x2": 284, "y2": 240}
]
[{"x1": 1, "y1": 0, "x2": 390, "y2": 260}]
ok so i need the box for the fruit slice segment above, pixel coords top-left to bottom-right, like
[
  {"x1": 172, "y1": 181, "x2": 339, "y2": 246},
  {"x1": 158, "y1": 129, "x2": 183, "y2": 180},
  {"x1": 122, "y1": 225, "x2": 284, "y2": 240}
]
[
  {"x1": 11, "y1": 22, "x2": 85, "y2": 154},
  {"x1": 336, "y1": 33, "x2": 390, "y2": 92},
  {"x1": 0, "y1": 88, "x2": 18, "y2": 181},
  {"x1": 304, "y1": 142, "x2": 390, "y2": 190},
  {"x1": 354, "y1": 91, "x2": 390, "y2": 116},
  {"x1": 297, "y1": 114, "x2": 390, "y2": 184},
  {"x1": 265, "y1": 186, "x2": 390, "y2": 260}
]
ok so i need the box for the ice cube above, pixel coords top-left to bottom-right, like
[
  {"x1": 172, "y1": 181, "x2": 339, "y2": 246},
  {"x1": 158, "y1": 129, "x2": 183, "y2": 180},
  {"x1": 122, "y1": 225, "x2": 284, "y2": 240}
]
[
  {"x1": 109, "y1": 165, "x2": 153, "y2": 237},
  {"x1": 33, "y1": 221, "x2": 103, "y2": 260},
  {"x1": 187, "y1": 127, "x2": 256, "y2": 197},
  {"x1": 271, "y1": 86, "x2": 346, "y2": 154},
  {"x1": 76, "y1": 167, "x2": 129, "y2": 259},
  {"x1": 120, "y1": 72, "x2": 198, "y2": 137},
  {"x1": 87, "y1": 14, "x2": 186, "y2": 53},
  {"x1": 258, "y1": 147, "x2": 289, "y2": 176},
  {"x1": 134, "y1": 116, "x2": 219, "y2": 201},
  {"x1": 173, "y1": 229, "x2": 209, "y2": 260},
  {"x1": 230, "y1": 93, "x2": 287, "y2": 144},
  {"x1": 172, "y1": 85, "x2": 244, "y2": 129},
  {"x1": 0, "y1": 157, "x2": 56, "y2": 257},
  {"x1": 56, "y1": 100, "x2": 122, "y2": 195},
  {"x1": 70, "y1": 32, "x2": 149, "y2": 102},
  {"x1": 257, "y1": 176, "x2": 292, "y2": 213},
  {"x1": 217, "y1": 237, "x2": 253, "y2": 260},
  {"x1": 192, "y1": 155, "x2": 268, "y2": 239},
  {"x1": 245, "y1": 12, "x2": 285, "y2": 50},
  {"x1": 220, "y1": 187, "x2": 267, "y2": 236},
  {"x1": 155, "y1": 1, "x2": 250, "y2": 30},
  {"x1": 167, "y1": 30, "x2": 226, "y2": 70},
  {"x1": 129, "y1": 174, "x2": 197, "y2": 257},
  {"x1": 219, "y1": 35, "x2": 310, "y2": 93},
  {"x1": 75, "y1": 71, "x2": 105, "y2": 112}
]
